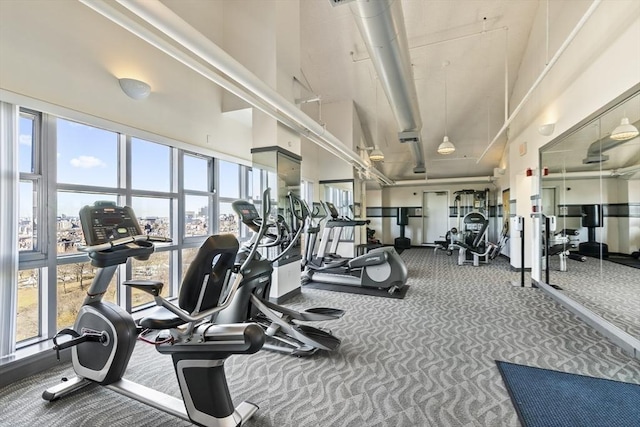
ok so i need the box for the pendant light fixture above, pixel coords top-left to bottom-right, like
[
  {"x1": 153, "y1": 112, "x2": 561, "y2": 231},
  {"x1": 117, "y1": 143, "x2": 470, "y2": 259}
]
[
  {"x1": 370, "y1": 81, "x2": 385, "y2": 162},
  {"x1": 369, "y1": 146, "x2": 385, "y2": 161},
  {"x1": 438, "y1": 61, "x2": 456, "y2": 155},
  {"x1": 610, "y1": 117, "x2": 639, "y2": 141}
]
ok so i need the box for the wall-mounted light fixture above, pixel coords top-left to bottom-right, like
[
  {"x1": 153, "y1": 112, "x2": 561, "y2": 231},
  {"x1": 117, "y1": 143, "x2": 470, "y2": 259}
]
[
  {"x1": 538, "y1": 122, "x2": 555, "y2": 136},
  {"x1": 118, "y1": 78, "x2": 151, "y2": 100}
]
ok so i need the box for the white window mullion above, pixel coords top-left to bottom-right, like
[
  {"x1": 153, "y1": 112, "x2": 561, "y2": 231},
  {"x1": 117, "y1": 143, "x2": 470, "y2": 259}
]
[
  {"x1": 0, "y1": 102, "x2": 19, "y2": 356},
  {"x1": 43, "y1": 113, "x2": 57, "y2": 338}
]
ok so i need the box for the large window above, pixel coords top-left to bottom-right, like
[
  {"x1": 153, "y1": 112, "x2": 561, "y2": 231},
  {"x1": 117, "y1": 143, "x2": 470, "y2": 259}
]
[
  {"x1": 183, "y1": 153, "x2": 212, "y2": 239},
  {"x1": 18, "y1": 111, "x2": 40, "y2": 254},
  {"x1": 17, "y1": 110, "x2": 43, "y2": 343},
  {"x1": 56, "y1": 118, "x2": 118, "y2": 188},
  {"x1": 131, "y1": 138, "x2": 170, "y2": 192},
  {"x1": 131, "y1": 196, "x2": 171, "y2": 238},
  {"x1": 218, "y1": 160, "x2": 240, "y2": 198},
  {"x1": 217, "y1": 159, "x2": 252, "y2": 238},
  {"x1": 9, "y1": 103, "x2": 249, "y2": 354},
  {"x1": 16, "y1": 268, "x2": 40, "y2": 342}
]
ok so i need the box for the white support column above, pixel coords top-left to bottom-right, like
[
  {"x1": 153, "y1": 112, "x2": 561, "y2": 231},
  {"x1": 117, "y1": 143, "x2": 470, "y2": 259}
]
[{"x1": 0, "y1": 101, "x2": 19, "y2": 356}]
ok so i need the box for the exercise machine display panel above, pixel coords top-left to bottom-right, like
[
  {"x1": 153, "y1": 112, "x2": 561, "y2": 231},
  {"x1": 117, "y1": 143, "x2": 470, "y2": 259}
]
[{"x1": 80, "y1": 201, "x2": 143, "y2": 245}]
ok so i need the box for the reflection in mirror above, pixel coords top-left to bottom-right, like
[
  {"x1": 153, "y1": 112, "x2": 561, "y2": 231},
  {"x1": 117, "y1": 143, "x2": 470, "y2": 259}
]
[
  {"x1": 320, "y1": 180, "x2": 360, "y2": 257},
  {"x1": 540, "y1": 89, "x2": 640, "y2": 344},
  {"x1": 251, "y1": 147, "x2": 302, "y2": 264}
]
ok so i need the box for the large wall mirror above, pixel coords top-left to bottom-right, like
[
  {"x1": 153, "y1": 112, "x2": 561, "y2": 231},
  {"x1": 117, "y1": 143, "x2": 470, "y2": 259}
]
[{"x1": 539, "y1": 86, "x2": 639, "y2": 354}]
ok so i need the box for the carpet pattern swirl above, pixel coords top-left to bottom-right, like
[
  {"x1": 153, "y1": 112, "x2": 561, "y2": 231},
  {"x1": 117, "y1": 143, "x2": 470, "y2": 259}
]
[{"x1": 1, "y1": 248, "x2": 638, "y2": 426}]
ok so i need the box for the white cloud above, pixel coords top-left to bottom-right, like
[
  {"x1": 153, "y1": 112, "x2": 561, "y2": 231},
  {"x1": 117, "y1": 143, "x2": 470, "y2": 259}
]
[
  {"x1": 70, "y1": 155, "x2": 106, "y2": 169},
  {"x1": 19, "y1": 134, "x2": 31, "y2": 145}
]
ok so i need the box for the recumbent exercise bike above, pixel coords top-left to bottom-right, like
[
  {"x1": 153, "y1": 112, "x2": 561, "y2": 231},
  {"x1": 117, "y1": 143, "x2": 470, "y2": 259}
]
[{"x1": 43, "y1": 200, "x2": 271, "y2": 427}]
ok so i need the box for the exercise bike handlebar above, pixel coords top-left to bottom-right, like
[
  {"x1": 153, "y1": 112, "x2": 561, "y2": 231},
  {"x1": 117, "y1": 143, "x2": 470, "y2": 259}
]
[{"x1": 77, "y1": 234, "x2": 172, "y2": 253}]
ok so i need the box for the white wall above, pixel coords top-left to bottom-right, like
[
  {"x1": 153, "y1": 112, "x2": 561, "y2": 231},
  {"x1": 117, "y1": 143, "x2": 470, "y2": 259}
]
[
  {"x1": 369, "y1": 182, "x2": 499, "y2": 246},
  {"x1": 0, "y1": 1, "x2": 261, "y2": 160},
  {"x1": 506, "y1": 0, "x2": 640, "y2": 278}
]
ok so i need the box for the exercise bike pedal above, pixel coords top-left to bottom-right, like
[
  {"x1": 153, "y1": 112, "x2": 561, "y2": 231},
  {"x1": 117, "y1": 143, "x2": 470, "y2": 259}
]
[{"x1": 52, "y1": 328, "x2": 108, "y2": 360}]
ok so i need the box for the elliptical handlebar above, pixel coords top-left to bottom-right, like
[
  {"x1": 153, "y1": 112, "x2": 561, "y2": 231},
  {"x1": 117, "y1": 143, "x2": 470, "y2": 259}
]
[
  {"x1": 267, "y1": 192, "x2": 306, "y2": 263},
  {"x1": 133, "y1": 193, "x2": 273, "y2": 325},
  {"x1": 239, "y1": 188, "x2": 272, "y2": 272},
  {"x1": 287, "y1": 191, "x2": 311, "y2": 221}
]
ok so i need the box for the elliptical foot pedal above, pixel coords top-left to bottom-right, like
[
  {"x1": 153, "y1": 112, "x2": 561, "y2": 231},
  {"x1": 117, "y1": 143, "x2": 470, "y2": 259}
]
[{"x1": 304, "y1": 307, "x2": 345, "y2": 319}]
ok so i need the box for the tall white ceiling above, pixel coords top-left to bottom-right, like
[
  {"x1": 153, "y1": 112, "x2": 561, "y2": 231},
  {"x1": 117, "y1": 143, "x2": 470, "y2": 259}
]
[{"x1": 299, "y1": 0, "x2": 547, "y2": 181}]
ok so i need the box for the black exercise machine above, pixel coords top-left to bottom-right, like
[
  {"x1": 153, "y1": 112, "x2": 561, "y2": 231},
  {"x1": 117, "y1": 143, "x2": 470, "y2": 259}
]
[
  {"x1": 43, "y1": 201, "x2": 267, "y2": 426},
  {"x1": 214, "y1": 189, "x2": 344, "y2": 357},
  {"x1": 298, "y1": 195, "x2": 408, "y2": 294},
  {"x1": 394, "y1": 207, "x2": 411, "y2": 254},
  {"x1": 453, "y1": 212, "x2": 498, "y2": 266},
  {"x1": 579, "y1": 204, "x2": 609, "y2": 258}
]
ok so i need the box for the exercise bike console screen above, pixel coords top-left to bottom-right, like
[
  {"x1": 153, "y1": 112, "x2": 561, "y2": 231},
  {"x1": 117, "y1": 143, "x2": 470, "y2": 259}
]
[{"x1": 80, "y1": 201, "x2": 143, "y2": 246}]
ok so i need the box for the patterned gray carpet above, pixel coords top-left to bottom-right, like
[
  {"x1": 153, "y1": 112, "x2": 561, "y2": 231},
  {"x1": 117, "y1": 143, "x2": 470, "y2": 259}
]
[
  {"x1": 1, "y1": 248, "x2": 639, "y2": 426},
  {"x1": 546, "y1": 255, "x2": 640, "y2": 338}
]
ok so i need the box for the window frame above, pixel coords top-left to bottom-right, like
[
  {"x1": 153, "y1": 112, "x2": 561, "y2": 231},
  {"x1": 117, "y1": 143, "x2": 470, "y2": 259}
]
[{"x1": 7, "y1": 100, "x2": 248, "y2": 355}]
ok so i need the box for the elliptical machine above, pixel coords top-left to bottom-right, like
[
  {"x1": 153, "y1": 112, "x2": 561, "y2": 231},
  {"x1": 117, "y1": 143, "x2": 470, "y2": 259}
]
[
  {"x1": 297, "y1": 195, "x2": 408, "y2": 294},
  {"x1": 43, "y1": 201, "x2": 267, "y2": 427},
  {"x1": 214, "y1": 188, "x2": 345, "y2": 357}
]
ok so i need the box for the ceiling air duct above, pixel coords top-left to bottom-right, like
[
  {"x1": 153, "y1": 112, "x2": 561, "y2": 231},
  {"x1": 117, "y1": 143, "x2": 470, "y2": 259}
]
[{"x1": 348, "y1": 0, "x2": 426, "y2": 174}]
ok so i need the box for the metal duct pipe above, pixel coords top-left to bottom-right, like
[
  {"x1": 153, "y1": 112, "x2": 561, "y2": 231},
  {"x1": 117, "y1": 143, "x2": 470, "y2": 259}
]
[
  {"x1": 582, "y1": 118, "x2": 640, "y2": 164},
  {"x1": 350, "y1": 0, "x2": 425, "y2": 174},
  {"x1": 392, "y1": 175, "x2": 497, "y2": 187}
]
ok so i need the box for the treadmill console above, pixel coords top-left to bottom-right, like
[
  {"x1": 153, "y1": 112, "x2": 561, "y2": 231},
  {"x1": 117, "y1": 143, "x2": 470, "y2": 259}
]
[
  {"x1": 325, "y1": 202, "x2": 339, "y2": 219},
  {"x1": 80, "y1": 201, "x2": 143, "y2": 246}
]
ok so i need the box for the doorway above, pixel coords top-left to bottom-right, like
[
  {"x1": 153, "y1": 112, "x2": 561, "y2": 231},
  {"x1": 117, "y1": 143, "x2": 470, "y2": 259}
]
[{"x1": 422, "y1": 191, "x2": 450, "y2": 244}]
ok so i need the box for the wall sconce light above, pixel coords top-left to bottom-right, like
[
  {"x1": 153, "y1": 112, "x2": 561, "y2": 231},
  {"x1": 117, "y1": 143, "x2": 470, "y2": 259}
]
[
  {"x1": 538, "y1": 123, "x2": 555, "y2": 136},
  {"x1": 118, "y1": 78, "x2": 151, "y2": 100}
]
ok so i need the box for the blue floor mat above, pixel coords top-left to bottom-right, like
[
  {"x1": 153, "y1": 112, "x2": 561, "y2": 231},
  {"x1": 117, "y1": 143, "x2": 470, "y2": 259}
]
[{"x1": 496, "y1": 360, "x2": 640, "y2": 427}]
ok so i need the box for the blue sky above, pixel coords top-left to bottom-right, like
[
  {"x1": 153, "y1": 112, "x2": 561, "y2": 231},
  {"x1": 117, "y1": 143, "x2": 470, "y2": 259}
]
[{"x1": 19, "y1": 118, "x2": 227, "y2": 218}]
